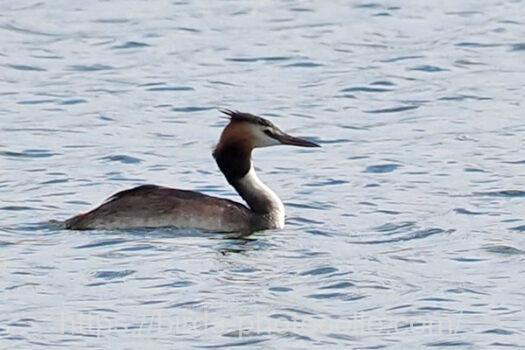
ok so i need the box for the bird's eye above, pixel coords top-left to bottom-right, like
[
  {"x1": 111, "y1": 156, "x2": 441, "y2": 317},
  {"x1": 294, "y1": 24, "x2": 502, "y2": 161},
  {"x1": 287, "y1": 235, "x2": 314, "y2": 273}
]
[{"x1": 264, "y1": 129, "x2": 274, "y2": 137}]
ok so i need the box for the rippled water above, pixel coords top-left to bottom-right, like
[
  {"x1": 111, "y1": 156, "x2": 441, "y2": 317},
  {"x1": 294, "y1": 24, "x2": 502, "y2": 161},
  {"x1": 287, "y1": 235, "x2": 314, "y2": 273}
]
[{"x1": 1, "y1": 0, "x2": 524, "y2": 348}]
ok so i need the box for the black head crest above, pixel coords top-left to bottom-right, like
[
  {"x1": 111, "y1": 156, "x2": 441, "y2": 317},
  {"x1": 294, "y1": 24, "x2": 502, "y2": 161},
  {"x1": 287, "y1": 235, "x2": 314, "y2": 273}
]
[{"x1": 219, "y1": 109, "x2": 274, "y2": 128}]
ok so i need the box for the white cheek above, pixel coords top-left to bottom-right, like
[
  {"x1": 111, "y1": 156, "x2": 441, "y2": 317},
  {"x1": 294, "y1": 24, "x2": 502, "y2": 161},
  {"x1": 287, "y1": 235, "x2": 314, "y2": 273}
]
[
  {"x1": 251, "y1": 127, "x2": 280, "y2": 147},
  {"x1": 261, "y1": 134, "x2": 280, "y2": 147}
]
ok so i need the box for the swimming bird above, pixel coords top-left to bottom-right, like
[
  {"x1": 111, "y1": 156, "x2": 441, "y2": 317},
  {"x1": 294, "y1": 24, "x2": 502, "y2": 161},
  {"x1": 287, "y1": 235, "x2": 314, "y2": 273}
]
[{"x1": 65, "y1": 110, "x2": 320, "y2": 233}]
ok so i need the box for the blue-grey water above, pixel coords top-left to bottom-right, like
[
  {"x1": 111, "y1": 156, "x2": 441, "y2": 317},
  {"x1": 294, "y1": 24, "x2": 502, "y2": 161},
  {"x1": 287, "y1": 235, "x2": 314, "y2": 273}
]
[{"x1": 1, "y1": 0, "x2": 524, "y2": 348}]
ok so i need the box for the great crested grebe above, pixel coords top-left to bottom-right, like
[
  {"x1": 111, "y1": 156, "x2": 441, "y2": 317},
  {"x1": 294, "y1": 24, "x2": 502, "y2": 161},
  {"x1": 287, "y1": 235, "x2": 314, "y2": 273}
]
[{"x1": 65, "y1": 110, "x2": 320, "y2": 233}]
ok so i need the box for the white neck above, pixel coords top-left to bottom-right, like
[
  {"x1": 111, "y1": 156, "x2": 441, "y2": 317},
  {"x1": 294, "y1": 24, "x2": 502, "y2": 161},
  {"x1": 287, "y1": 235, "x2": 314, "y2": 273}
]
[{"x1": 233, "y1": 165, "x2": 285, "y2": 229}]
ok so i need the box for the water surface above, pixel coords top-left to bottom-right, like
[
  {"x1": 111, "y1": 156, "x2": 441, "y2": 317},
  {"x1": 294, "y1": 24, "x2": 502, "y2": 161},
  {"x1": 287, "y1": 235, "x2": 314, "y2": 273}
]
[{"x1": 1, "y1": 0, "x2": 524, "y2": 348}]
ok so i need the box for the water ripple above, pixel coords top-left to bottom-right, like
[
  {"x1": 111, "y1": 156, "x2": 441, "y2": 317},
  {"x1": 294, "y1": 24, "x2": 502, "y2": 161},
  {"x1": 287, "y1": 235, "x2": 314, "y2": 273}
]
[
  {"x1": 410, "y1": 65, "x2": 449, "y2": 72},
  {"x1": 94, "y1": 270, "x2": 136, "y2": 280},
  {"x1": 340, "y1": 86, "x2": 392, "y2": 93},
  {"x1": 454, "y1": 208, "x2": 487, "y2": 215},
  {"x1": 1, "y1": 22, "x2": 60, "y2": 36},
  {"x1": 2, "y1": 1, "x2": 524, "y2": 348},
  {"x1": 100, "y1": 155, "x2": 142, "y2": 164},
  {"x1": 171, "y1": 106, "x2": 214, "y2": 112},
  {"x1": 365, "y1": 164, "x2": 401, "y2": 173},
  {"x1": 474, "y1": 190, "x2": 525, "y2": 198},
  {"x1": 75, "y1": 238, "x2": 128, "y2": 249},
  {"x1": 226, "y1": 56, "x2": 291, "y2": 63},
  {"x1": 510, "y1": 43, "x2": 525, "y2": 51},
  {"x1": 146, "y1": 86, "x2": 194, "y2": 92},
  {"x1": 112, "y1": 41, "x2": 151, "y2": 49},
  {"x1": 300, "y1": 267, "x2": 338, "y2": 276},
  {"x1": 283, "y1": 62, "x2": 323, "y2": 68},
  {"x1": 0, "y1": 149, "x2": 57, "y2": 158},
  {"x1": 68, "y1": 64, "x2": 114, "y2": 71},
  {"x1": 5, "y1": 64, "x2": 46, "y2": 71},
  {"x1": 364, "y1": 105, "x2": 419, "y2": 114},
  {"x1": 352, "y1": 227, "x2": 452, "y2": 244},
  {"x1": 484, "y1": 245, "x2": 524, "y2": 255},
  {"x1": 511, "y1": 225, "x2": 525, "y2": 232}
]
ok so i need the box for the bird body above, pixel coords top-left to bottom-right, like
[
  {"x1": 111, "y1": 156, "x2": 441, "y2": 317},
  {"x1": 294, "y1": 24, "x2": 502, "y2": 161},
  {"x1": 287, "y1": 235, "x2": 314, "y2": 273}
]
[{"x1": 65, "y1": 110, "x2": 319, "y2": 233}]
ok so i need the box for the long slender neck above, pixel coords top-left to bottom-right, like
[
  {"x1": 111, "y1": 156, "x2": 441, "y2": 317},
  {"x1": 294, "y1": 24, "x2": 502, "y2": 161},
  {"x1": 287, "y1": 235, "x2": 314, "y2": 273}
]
[
  {"x1": 233, "y1": 164, "x2": 283, "y2": 214},
  {"x1": 213, "y1": 144, "x2": 284, "y2": 227}
]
